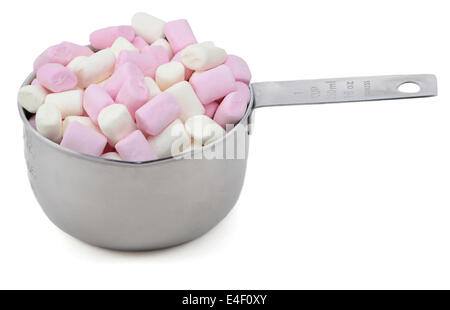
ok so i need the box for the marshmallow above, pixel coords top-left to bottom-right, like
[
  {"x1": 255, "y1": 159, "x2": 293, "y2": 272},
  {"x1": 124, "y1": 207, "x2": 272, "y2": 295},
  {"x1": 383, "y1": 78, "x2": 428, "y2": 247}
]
[
  {"x1": 33, "y1": 41, "x2": 93, "y2": 72},
  {"x1": 151, "y1": 38, "x2": 173, "y2": 59},
  {"x1": 89, "y1": 26, "x2": 135, "y2": 50},
  {"x1": 224, "y1": 55, "x2": 252, "y2": 84},
  {"x1": 164, "y1": 19, "x2": 197, "y2": 54},
  {"x1": 172, "y1": 50, "x2": 193, "y2": 80},
  {"x1": 110, "y1": 36, "x2": 139, "y2": 57},
  {"x1": 204, "y1": 101, "x2": 219, "y2": 118},
  {"x1": 144, "y1": 77, "x2": 161, "y2": 99},
  {"x1": 141, "y1": 45, "x2": 170, "y2": 67},
  {"x1": 131, "y1": 12, "x2": 165, "y2": 44},
  {"x1": 101, "y1": 152, "x2": 122, "y2": 160},
  {"x1": 44, "y1": 89, "x2": 84, "y2": 118},
  {"x1": 18, "y1": 85, "x2": 47, "y2": 113},
  {"x1": 116, "y1": 130, "x2": 158, "y2": 162},
  {"x1": 136, "y1": 92, "x2": 180, "y2": 136},
  {"x1": 62, "y1": 116, "x2": 99, "y2": 134},
  {"x1": 103, "y1": 62, "x2": 144, "y2": 100},
  {"x1": 148, "y1": 119, "x2": 191, "y2": 157},
  {"x1": 235, "y1": 81, "x2": 251, "y2": 103},
  {"x1": 29, "y1": 115, "x2": 37, "y2": 130},
  {"x1": 115, "y1": 78, "x2": 150, "y2": 119},
  {"x1": 182, "y1": 139, "x2": 203, "y2": 153},
  {"x1": 155, "y1": 61, "x2": 185, "y2": 91},
  {"x1": 185, "y1": 115, "x2": 225, "y2": 145},
  {"x1": 214, "y1": 91, "x2": 249, "y2": 129},
  {"x1": 181, "y1": 41, "x2": 227, "y2": 71},
  {"x1": 36, "y1": 63, "x2": 78, "y2": 92},
  {"x1": 97, "y1": 104, "x2": 136, "y2": 146},
  {"x1": 35, "y1": 103, "x2": 62, "y2": 143},
  {"x1": 190, "y1": 64, "x2": 236, "y2": 104},
  {"x1": 132, "y1": 36, "x2": 148, "y2": 51},
  {"x1": 61, "y1": 121, "x2": 107, "y2": 157},
  {"x1": 165, "y1": 81, "x2": 205, "y2": 121},
  {"x1": 68, "y1": 49, "x2": 115, "y2": 88},
  {"x1": 116, "y1": 49, "x2": 168, "y2": 78},
  {"x1": 83, "y1": 84, "x2": 114, "y2": 123}
]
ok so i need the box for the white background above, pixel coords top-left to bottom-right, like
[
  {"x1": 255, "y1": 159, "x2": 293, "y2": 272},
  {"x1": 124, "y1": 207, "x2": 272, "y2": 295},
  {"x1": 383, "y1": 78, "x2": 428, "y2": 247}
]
[{"x1": 1, "y1": 0, "x2": 449, "y2": 289}]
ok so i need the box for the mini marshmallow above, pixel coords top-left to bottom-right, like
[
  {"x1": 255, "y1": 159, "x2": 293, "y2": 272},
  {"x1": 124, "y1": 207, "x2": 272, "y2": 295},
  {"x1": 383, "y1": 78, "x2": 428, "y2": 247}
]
[
  {"x1": 89, "y1": 26, "x2": 135, "y2": 50},
  {"x1": 101, "y1": 152, "x2": 122, "y2": 160},
  {"x1": 136, "y1": 92, "x2": 180, "y2": 136},
  {"x1": 36, "y1": 63, "x2": 78, "y2": 92},
  {"x1": 224, "y1": 55, "x2": 252, "y2": 84},
  {"x1": 165, "y1": 81, "x2": 205, "y2": 121},
  {"x1": 110, "y1": 36, "x2": 139, "y2": 57},
  {"x1": 97, "y1": 104, "x2": 136, "y2": 146},
  {"x1": 18, "y1": 85, "x2": 47, "y2": 113},
  {"x1": 45, "y1": 89, "x2": 84, "y2": 118},
  {"x1": 131, "y1": 12, "x2": 165, "y2": 44},
  {"x1": 116, "y1": 130, "x2": 157, "y2": 162},
  {"x1": 62, "y1": 116, "x2": 99, "y2": 134},
  {"x1": 83, "y1": 84, "x2": 114, "y2": 123},
  {"x1": 155, "y1": 61, "x2": 185, "y2": 91},
  {"x1": 132, "y1": 36, "x2": 148, "y2": 51},
  {"x1": 33, "y1": 41, "x2": 93, "y2": 72},
  {"x1": 185, "y1": 115, "x2": 225, "y2": 145},
  {"x1": 141, "y1": 45, "x2": 170, "y2": 67},
  {"x1": 61, "y1": 121, "x2": 107, "y2": 157},
  {"x1": 68, "y1": 49, "x2": 115, "y2": 88},
  {"x1": 115, "y1": 78, "x2": 150, "y2": 119},
  {"x1": 182, "y1": 139, "x2": 203, "y2": 153},
  {"x1": 144, "y1": 77, "x2": 161, "y2": 99},
  {"x1": 35, "y1": 103, "x2": 62, "y2": 143},
  {"x1": 148, "y1": 119, "x2": 191, "y2": 157},
  {"x1": 103, "y1": 62, "x2": 144, "y2": 100},
  {"x1": 235, "y1": 81, "x2": 251, "y2": 103},
  {"x1": 204, "y1": 101, "x2": 219, "y2": 118},
  {"x1": 214, "y1": 91, "x2": 248, "y2": 129},
  {"x1": 164, "y1": 19, "x2": 197, "y2": 54},
  {"x1": 116, "y1": 49, "x2": 168, "y2": 78},
  {"x1": 172, "y1": 50, "x2": 194, "y2": 80},
  {"x1": 151, "y1": 38, "x2": 173, "y2": 59},
  {"x1": 181, "y1": 41, "x2": 227, "y2": 71},
  {"x1": 190, "y1": 64, "x2": 236, "y2": 104}
]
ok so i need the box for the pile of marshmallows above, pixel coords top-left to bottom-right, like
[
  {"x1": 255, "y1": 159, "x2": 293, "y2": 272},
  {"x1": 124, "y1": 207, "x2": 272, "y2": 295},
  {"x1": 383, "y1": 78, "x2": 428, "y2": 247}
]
[{"x1": 18, "y1": 12, "x2": 251, "y2": 162}]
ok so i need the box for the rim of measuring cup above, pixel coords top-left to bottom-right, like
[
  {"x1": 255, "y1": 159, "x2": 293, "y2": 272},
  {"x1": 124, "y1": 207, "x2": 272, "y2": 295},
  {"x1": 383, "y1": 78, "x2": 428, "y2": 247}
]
[{"x1": 18, "y1": 72, "x2": 255, "y2": 167}]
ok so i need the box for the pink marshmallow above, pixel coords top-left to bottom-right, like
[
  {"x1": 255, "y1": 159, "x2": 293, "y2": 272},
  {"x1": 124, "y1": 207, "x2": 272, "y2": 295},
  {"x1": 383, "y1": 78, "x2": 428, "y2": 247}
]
[
  {"x1": 190, "y1": 65, "x2": 236, "y2": 104},
  {"x1": 163, "y1": 19, "x2": 197, "y2": 54},
  {"x1": 60, "y1": 121, "x2": 107, "y2": 157},
  {"x1": 235, "y1": 81, "x2": 251, "y2": 103},
  {"x1": 103, "y1": 62, "x2": 144, "y2": 100},
  {"x1": 83, "y1": 84, "x2": 114, "y2": 124},
  {"x1": 141, "y1": 45, "x2": 170, "y2": 67},
  {"x1": 33, "y1": 41, "x2": 93, "y2": 72},
  {"x1": 115, "y1": 78, "x2": 150, "y2": 120},
  {"x1": 135, "y1": 92, "x2": 180, "y2": 136},
  {"x1": 224, "y1": 55, "x2": 252, "y2": 85},
  {"x1": 36, "y1": 63, "x2": 78, "y2": 92},
  {"x1": 204, "y1": 101, "x2": 219, "y2": 119},
  {"x1": 214, "y1": 91, "x2": 249, "y2": 129},
  {"x1": 115, "y1": 130, "x2": 157, "y2": 162},
  {"x1": 172, "y1": 50, "x2": 193, "y2": 80},
  {"x1": 29, "y1": 115, "x2": 36, "y2": 130},
  {"x1": 89, "y1": 26, "x2": 135, "y2": 50},
  {"x1": 132, "y1": 36, "x2": 149, "y2": 51},
  {"x1": 115, "y1": 50, "x2": 167, "y2": 78}
]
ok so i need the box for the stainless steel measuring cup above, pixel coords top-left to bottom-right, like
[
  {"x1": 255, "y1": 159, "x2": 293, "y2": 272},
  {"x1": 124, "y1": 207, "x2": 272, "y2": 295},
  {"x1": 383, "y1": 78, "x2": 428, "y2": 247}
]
[{"x1": 19, "y1": 73, "x2": 437, "y2": 251}]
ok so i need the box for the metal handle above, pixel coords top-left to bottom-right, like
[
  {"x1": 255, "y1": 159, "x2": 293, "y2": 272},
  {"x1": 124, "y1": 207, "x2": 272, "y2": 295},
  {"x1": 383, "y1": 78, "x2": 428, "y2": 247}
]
[{"x1": 251, "y1": 74, "x2": 438, "y2": 108}]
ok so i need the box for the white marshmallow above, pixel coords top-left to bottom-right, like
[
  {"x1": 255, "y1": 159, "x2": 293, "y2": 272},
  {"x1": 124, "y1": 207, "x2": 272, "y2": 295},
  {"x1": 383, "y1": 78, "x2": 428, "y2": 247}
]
[
  {"x1": 97, "y1": 104, "x2": 136, "y2": 146},
  {"x1": 62, "y1": 116, "x2": 99, "y2": 134},
  {"x1": 131, "y1": 12, "x2": 165, "y2": 44},
  {"x1": 101, "y1": 152, "x2": 122, "y2": 160},
  {"x1": 155, "y1": 61, "x2": 185, "y2": 91},
  {"x1": 36, "y1": 104, "x2": 62, "y2": 143},
  {"x1": 45, "y1": 89, "x2": 84, "y2": 118},
  {"x1": 165, "y1": 81, "x2": 205, "y2": 121},
  {"x1": 67, "y1": 49, "x2": 115, "y2": 88},
  {"x1": 148, "y1": 119, "x2": 191, "y2": 158},
  {"x1": 143, "y1": 77, "x2": 161, "y2": 99},
  {"x1": 181, "y1": 41, "x2": 227, "y2": 71},
  {"x1": 182, "y1": 139, "x2": 203, "y2": 153},
  {"x1": 151, "y1": 38, "x2": 173, "y2": 58},
  {"x1": 18, "y1": 85, "x2": 47, "y2": 113},
  {"x1": 185, "y1": 115, "x2": 225, "y2": 145},
  {"x1": 110, "y1": 36, "x2": 139, "y2": 57}
]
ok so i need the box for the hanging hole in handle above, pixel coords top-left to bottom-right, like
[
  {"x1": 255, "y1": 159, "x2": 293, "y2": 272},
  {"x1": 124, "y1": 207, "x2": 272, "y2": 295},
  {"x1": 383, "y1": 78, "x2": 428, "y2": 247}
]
[{"x1": 398, "y1": 82, "x2": 421, "y2": 93}]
